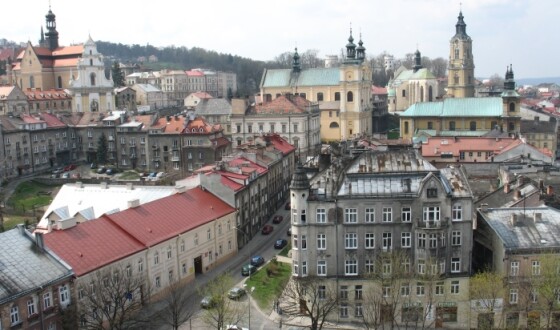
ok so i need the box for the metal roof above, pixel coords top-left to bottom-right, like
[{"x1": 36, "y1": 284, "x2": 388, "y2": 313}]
[
  {"x1": 401, "y1": 97, "x2": 504, "y2": 117},
  {"x1": 261, "y1": 68, "x2": 340, "y2": 88},
  {"x1": 195, "y1": 98, "x2": 232, "y2": 116},
  {"x1": 0, "y1": 228, "x2": 71, "y2": 304}
]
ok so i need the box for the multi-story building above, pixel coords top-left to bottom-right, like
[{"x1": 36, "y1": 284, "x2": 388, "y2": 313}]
[
  {"x1": 289, "y1": 150, "x2": 474, "y2": 328},
  {"x1": 160, "y1": 69, "x2": 189, "y2": 107},
  {"x1": 0, "y1": 85, "x2": 29, "y2": 114},
  {"x1": 132, "y1": 84, "x2": 167, "y2": 110},
  {"x1": 474, "y1": 206, "x2": 560, "y2": 329},
  {"x1": 520, "y1": 116, "x2": 557, "y2": 157},
  {"x1": 194, "y1": 98, "x2": 232, "y2": 137},
  {"x1": 114, "y1": 86, "x2": 137, "y2": 111},
  {"x1": 0, "y1": 227, "x2": 73, "y2": 330},
  {"x1": 186, "y1": 70, "x2": 206, "y2": 94},
  {"x1": 231, "y1": 95, "x2": 321, "y2": 160},
  {"x1": 259, "y1": 30, "x2": 373, "y2": 141},
  {"x1": 24, "y1": 88, "x2": 72, "y2": 113},
  {"x1": 446, "y1": 10, "x2": 475, "y2": 98}
]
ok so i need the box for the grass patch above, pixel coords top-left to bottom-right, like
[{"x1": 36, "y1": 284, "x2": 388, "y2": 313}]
[
  {"x1": 279, "y1": 242, "x2": 292, "y2": 257},
  {"x1": 245, "y1": 259, "x2": 291, "y2": 310},
  {"x1": 3, "y1": 215, "x2": 33, "y2": 231},
  {"x1": 119, "y1": 171, "x2": 141, "y2": 180},
  {"x1": 7, "y1": 180, "x2": 56, "y2": 212}
]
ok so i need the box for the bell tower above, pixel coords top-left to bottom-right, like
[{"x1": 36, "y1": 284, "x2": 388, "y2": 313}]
[{"x1": 447, "y1": 10, "x2": 475, "y2": 98}]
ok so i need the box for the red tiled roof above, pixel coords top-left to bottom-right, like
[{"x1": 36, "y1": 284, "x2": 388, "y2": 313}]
[
  {"x1": 372, "y1": 86, "x2": 387, "y2": 94},
  {"x1": 185, "y1": 70, "x2": 204, "y2": 76},
  {"x1": 183, "y1": 117, "x2": 216, "y2": 134},
  {"x1": 153, "y1": 116, "x2": 186, "y2": 133},
  {"x1": 220, "y1": 174, "x2": 245, "y2": 191},
  {"x1": 53, "y1": 58, "x2": 80, "y2": 67},
  {"x1": 51, "y1": 45, "x2": 84, "y2": 56},
  {"x1": 41, "y1": 113, "x2": 67, "y2": 128},
  {"x1": 217, "y1": 170, "x2": 248, "y2": 180},
  {"x1": 421, "y1": 137, "x2": 522, "y2": 157},
  {"x1": 189, "y1": 91, "x2": 213, "y2": 99},
  {"x1": 0, "y1": 48, "x2": 15, "y2": 61},
  {"x1": 43, "y1": 217, "x2": 145, "y2": 276},
  {"x1": 212, "y1": 136, "x2": 231, "y2": 148},
  {"x1": 254, "y1": 95, "x2": 310, "y2": 114},
  {"x1": 266, "y1": 134, "x2": 296, "y2": 155},
  {"x1": 104, "y1": 187, "x2": 235, "y2": 247},
  {"x1": 229, "y1": 157, "x2": 267, "y2": 175},
  {"x1": 21, "y1": 114, "x2": 45, "y2": 124},
  {"x1": 25, "y1": 88, "x2": 71, "y2": 100}
]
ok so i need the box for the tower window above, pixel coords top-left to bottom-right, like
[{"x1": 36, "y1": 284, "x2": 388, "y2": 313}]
[
  {"x1": 454, "y1": 47, "x2": 459, "y2": 59},
  {"x1": 454, "y1": 74, "x2": 459, "y2": 84},
  {"x1": 317, "y1": 92, "x2": 324, "y2": 101},
  {"x1": 470, "y1": 121, "x2": 476, "y2": 131},
  {"x1": 90, "y1": 59, "x2": 93, "y2": 66},
  {"x1": 402, "y1": 89, "x2": 406, "y2": 97},
  {"x1": 404, "y1": 122, "x2": 409, "y2": 134},
  {"x1": 90, "y1": 73, "x2": 96, "y2": 86},
  {"x1": 509, "y1": 102, "x2": 515, "y2": 112},
  {"x1": 347, "y1": 91, "x2": 353, "y2": 102},
  {"x1": 334, "y1": 92, "x2": 340, "y2": 101}
]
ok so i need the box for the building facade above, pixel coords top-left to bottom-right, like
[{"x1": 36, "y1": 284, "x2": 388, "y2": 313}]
[{"x1": 446, "y1": 10, "x2": 475, "y2": 98}]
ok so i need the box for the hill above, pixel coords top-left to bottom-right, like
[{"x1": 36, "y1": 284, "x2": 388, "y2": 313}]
[{"x1": 517, "y1": 77, "x2": 560, "y2": 86}]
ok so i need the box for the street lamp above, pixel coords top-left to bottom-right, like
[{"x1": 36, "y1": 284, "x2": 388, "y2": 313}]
[
  {"x1": 235, "y1": 226, "x2": 253, "y2": 278},
  {"x1": 243, "y1": 284, "x2": 255, "y2": 330}
]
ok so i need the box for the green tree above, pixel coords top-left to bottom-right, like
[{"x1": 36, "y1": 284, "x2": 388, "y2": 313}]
[
  {"x1": 156, "y1": 278, "x2": 195, "y2": 330},
  {"x1": 97, "y1": 133, "x2": 108, "y2": 165},
  {"x1": 112, "y1": 61, "x2": 125, "y2": 87},
  {"x1": 199, "y1": 273, "x2": 246, "y2": 330},
  {"x1": 470, "y1": 270, "x2": 505, "y2": 329}
]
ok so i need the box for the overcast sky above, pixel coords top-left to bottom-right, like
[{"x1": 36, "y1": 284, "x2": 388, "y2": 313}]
[{"x1": 5, "y1": 0, "x2": 558, "y2": 79}]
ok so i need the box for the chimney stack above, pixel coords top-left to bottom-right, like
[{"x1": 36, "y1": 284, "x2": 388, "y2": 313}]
[
  {"x1": 514, "y1": 190, "x2": 522, "y2": 200},
  {"x1": 533, "y1": 212, "x2": 542, "y2": 223},
  {"x1": 504, "y1": 183, "x2": 510, "y2": 194},
  {"x1": 510, "y1": 214, "x2": 518, "y2": 226}
]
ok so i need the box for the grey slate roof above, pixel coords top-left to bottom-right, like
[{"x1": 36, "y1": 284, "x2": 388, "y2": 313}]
[
  {"x1": 480, "y1": 206, "x2": 560, "y2": 250},
  {"x1": 0, "y1": 228, "x2": 71, "y2": 304},
  {"x1": 195, "y1": 99, "x2": 232, "y2": 116},
  {"x1": 520, "y1": 119, "x2": 557, "y2": 134},
  {"x1": 261, "y1": 68, "x2": 340, "y2": 88}
]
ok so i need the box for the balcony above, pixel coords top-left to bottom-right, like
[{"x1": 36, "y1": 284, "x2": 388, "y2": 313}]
[
  {"x1": 172, "y1": 156, "x2": 180, "y2": 162},
  {"x1": 415, "y1": 217, "x2": 449, "y2": 230}
]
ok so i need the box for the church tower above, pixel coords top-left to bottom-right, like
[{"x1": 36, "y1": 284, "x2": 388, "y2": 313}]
[
  {"x1": 44, "y1": 7, "x2": 59, "y2": 50},
  {"x1": 447, "y1": 10, "x2": 475, "y2": 98},
  {"x1": 501, "y1": 64, "x2": 521, "y2": 133}
]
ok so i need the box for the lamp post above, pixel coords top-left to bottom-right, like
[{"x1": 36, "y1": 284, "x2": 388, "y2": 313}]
[
  {"x1": 235, "y1": 226, "x2": 253, "y2": 278},
  {"x1": 243, "y1": 284, "x2": 255, "y2": 330}
]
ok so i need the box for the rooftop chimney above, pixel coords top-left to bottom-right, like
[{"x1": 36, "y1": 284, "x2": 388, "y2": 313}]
[
  {"x1": 510, "y1": 213, "x2": 518, "y2": 226},
  {"x1": 175, "y1": 185, "x2": 187, "y2": 194},
  {"x1": 504, "y1": 184, "x2": 510, "y2": 194},
  {"x1": 533, "y1": 212, "x2": 542, "y2": 223},
  {"x1": 514, "y1": 190, "x2": 522, "y2": 200},
  {"x1": 127, "y1": 199, "x2": 140, "y2": 208}
]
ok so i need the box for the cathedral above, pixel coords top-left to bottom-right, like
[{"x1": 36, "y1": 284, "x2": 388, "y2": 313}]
[{"x1": 8, "y1": 6, "x2": 114, "y2": 112}]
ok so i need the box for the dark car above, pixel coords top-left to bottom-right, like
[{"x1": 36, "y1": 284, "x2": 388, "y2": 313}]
[
  {"x1": 272, "y1": 215, "x2": 283, "y2": 224},
  {"x1": 285, "y1": 202, "x2": 291, "y2": 210},
  {"x1": 105, "y1": 168, "x2": 117, "y2": 175},
  {"x1": 200, "y1": 295, "x2": 217, "y2": 309},
  {"x1": 287, "y1": 227, "x2": 292, "y2": 236},
  {"x1": 241, "y1": 264, "x2": 257, "y2": 276},
  {"x1": 274, "y1": 239, "x2": 288, "y2": 249},
  {"x1": 90, "y1": 163, "x2": 98, "y2": 169},
  {"x1": 261, "y1": 224, "x2": 273, "y2": 235},
  {"x1": 227, "y1": 287, "x2": 246, "y2": 300},
  {"x1": 96, "y1": 167, "x2": 107, "y2": 174},
  {"x1": 250, "y1": 256, "x2": 265, "y2": 267}
]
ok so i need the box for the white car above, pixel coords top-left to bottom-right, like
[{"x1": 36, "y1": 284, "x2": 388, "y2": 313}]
[{"x1": 225, "y1": 325, "x2": 249, "y2": 330}]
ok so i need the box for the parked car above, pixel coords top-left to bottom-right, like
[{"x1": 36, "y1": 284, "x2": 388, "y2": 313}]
[
  {"x1": 64, "y1": 164, "x2": 77, "y2": 171},
  {"x1": 52, "y1": 167, "x2": 64, "y2": 175},
  {"x1": 241, "y1": 264, "x2": 257, "y2": 276},
  {"x1": 96, "y1": 167, "x2": 107, "y2": 174},
  {"x1": 251, "y1": 256, "x2": 265, "y2": 267},
  {"x1": 285, "y1": 202, "x2": 291, "y2": 210},
  {"x1": 71, "y1": 173, "x2": 81, "y2": 179},
  {"x1": 287, "y1": 227, "x2": 292, "y2": 236},
  {"x1": 200, "y1": 295, "x2": 217, "y2": 309},
  {"x1": 227, "y1": 287, "x2": 246, "y2": 300},
  {"x1": 90, "y1": 163, "x2": 98, "y2": 169},
  {"x1": 261, "y1": 224, "x2": 273, "y2": 235},
  {"x1": 105, "y1": 168, "x2": 117, "y2": 175},
  {"x1": 226, "y1": 325, "x2": 249, "y2": 330},
  {"x1": 62, "y1": 172, "x2": 70, "y2": 179},
  {"x1": 272, "y1": 215, "x2": 283, "y2": 224},
  {"x1": 274, "y1": 239, "x2": 288, "y2": 249}
]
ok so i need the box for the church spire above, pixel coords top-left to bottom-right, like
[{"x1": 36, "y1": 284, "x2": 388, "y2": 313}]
[
  {"x1": 504, "y1": 64, "x2": 516, "y2": 91},
  {"x1": 413, "y1": 48, "x2": 423, "y2": 73},
  {"x1": 346, "y1": 26, "x2": 356, "y2": 60},
  {"x1": 292, "y1": 47, "x2": 301, "y2": 73},
  {"x1": 44, "y1": 5, "x2": 59, "y2": 50},
  {"x1": 356, "y1": 32, "x2": 366, "y2": 62},
  {"x1": 454, "y1": 10, "x2": 468, "y2": 38}
]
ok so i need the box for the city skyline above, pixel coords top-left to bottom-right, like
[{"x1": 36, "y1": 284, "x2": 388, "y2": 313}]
[{"x1": 4, "y1": 0, "x2": 559, "y2": 79}]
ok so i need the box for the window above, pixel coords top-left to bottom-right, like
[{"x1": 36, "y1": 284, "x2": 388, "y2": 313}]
[
  {"x1": 510, "y1": 261, "x2": 520, "y2": 276},
  {"x1": 365, "y1": 259, "x2": 374, "y2": 273},
  {"x1": 401, "y1": 207, "x2": 411, "y2": 222},
  {"x1": 345, "y1": 259, "x2": 358, "y2": 275},
  {"x1": 340, "y1": 286, "x2": 348, "y2": 299},
  {"x1": 401, "y1": 285, "x2": 410, "y2": 297},
  {"x1": 316, "y1": 208, "x2": 326, "y2": 223},
  {"x1": 27, "y1": 298, "x2": 36, "y2": 316},
  {"x1": 301, "y1": 210, "x2": 306, "y2": 222},
  {"x1": 43, "y1": 292, "x2": 52, "y2": 309},
  {"x1": 470, "y1": 121, "x2": 477, "y2": 131},
  {"x1": 402, "y1": 89, "x2": 406, "y2": 97},
  {"x1": 345, "y1": 233, "x2": 357, "y2": 249},
  {"x1": 452, "y1": 204, "x2": 462, "y2": 221},
  {"x1": 167, "y1": 246, "x2": 172, "y2": 259},
  {"x1": 347, "y1": 91, "x2": 353, "y2": 102},
  {"x1": 365, "y1": 233, "x2": 375, "y2": 249},
  {"x1": 317, "y1": 92, "x2": 324, "y2": 101},
  {"x1": 318, "y1": 285, "x2": 326, "y2": 299},
  {"x1": 317, "y1": 260, "x2": 326, "y2": 276},
  {"x1": 345, "y1": 208, "x2": 357, "y2": 223},
  {"x1": 423, "y1": 206, "x2": 440, "y2": 222},
  {"x1": 293, "y1": 235, "x2": 298, "y2": 249},
  {"x1": 417, "y1": 233, "x2": 426, "y2": 248},
  {"x1": 317, "y1": 234, "x2": 326, "y2": 250},
  {"x1": 418, "y1": 260, "x2": 425, "y2": 274},
  {"x1": 365, "y1": 208, "x2": 375, "y2": 222},
  {"x1": 335, "y1": 92, "x2": 340, "y2": 101},
  {"x1": 451, "y1": 280, "x2": 460, "y2": 294},
  {"x1": 417, "y1": 282, "x2": 425, "y2": 296},
  {"x1": 59, "y1": 285, "x2": 70, "y2": 306},
  {"x1": 449, "y1": 121, "x2": 456, "y2": 131},
  {"x1": 427, "y1": 188, "x2": 438, "y2": 198},
  {"x1": 436, "y1": 282, "x2": 444, "y2": 295},
  {"x1": 382, "y1": 260, "x2": 392, "y2": 275},
  {"x1": 355, "y1": 303, "x2": 363, "y2": 317},
  {"x1": 429, "y1": 234, "x2": 438, "y2": 248},
  {"x1": 532, "y1": 261, "x2": 541, "y2": 275},
  {"x1": 301, "y1": 235, "x2": 307, "y2": 249},
  {"x1": 510, "y1": 288, "x2": 518, "y2": 304},
  {"x1": 355, "y1": 285, "x2": 363, "y2": 300},
  {"x1": 155, "y1": 276, "x2": 161, "y2": 288},
  {"x1": 427, "y1": 121, "x2": 433, "y2": 130},
  {"x1": 382, "y1": 207, "x2": 392, "y2": 222},
  {"x1": 302, "y1": 261, "x2": 307, "y2": 276},
  {"x1": 452, "y1": 231, "x2": 462, "y2": 246},
  {"x1": 10, "y1": 306, "x2": 20, "y2": 325},
  {"x1": 293, "y1": 261, "x2": 299, "y2": 274},
  {"x1": 401, "y1": 232, "x2": 411, "y2": 248},
  {"x1": 383, "y1": 286, "x2": 391, "y2": 297},
  {"x1": 382, "y1": 232, "x2": 392, "y2": 250},
  {"x1": 340, "y1": 303, "x2": 348, "y2": 318},
  {"x1": 138, "y1": 259, "x2": 144, "y2": 272},
  {"x1": 451, "y1": 258, "x2": 461, "y2": 273},
  {"x1": 154, "y1": 252, "x2": 159, "y2": 265}
]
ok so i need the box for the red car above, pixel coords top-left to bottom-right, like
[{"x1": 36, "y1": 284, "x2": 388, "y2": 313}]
[
  {"x1": 272, "y1": 215, "x2": 283, "y2": 224},
  {"x1": 285, "y1": 202, "x2": 291, "y2": 210},
  {"x1": 64, "y1": 164, "x2": 77, "y2": 171},
  {"x1": 261, "y1": 224, "x2": 273, "y2": 235}
]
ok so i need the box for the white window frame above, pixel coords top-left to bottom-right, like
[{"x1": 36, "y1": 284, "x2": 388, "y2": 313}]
[
  {"x1": 382, "y1": 207, "x2": 392, "y2": 222},
  {"x1": 317, "y1": 234, "x2": 326, "y2": 250},
  {"x1": 532, "y1": 260, "x2": 541, "y2": 275},
  {"x1": 510, "y1": 261, "x2": 520, "y2": 276},
  {"x1": 345, "y1": 233, "x2": 357, "y2": 249},
  {"x1": 344, "y1": 208, "x2": 357, "y2": 223},
  {"x1": 317, "y1": 260, "x2": 326, "y2": 276},
  {"x1": 452, "y1": 204, "x2": 462, "y2": 221},
  {"x1": 382, "y1": 232, "x2": 392, "y2": 250},
  {"x1": 452, "y1": 231, "x2": 462, "y2": 246},
  {"x1": 365, "y1": 207, "x2": 375, "y2": 222},
  {"x1": 10, "y1": 305, "x2": 20, "y2": 325},
  {"x1": 510, "y1": 288, "x2": 518, "y2": 304},
  {"x1": 345, "y1": 259, "x2": 358, "y2": 275},
  {"x1": 451, "y1": 258, "x2": 461, "y2": 273},
  {"x1": 423, "y1": 206, "x2": 440, "y2": 222},
  {"x1": 401, "y1": 207, "x2": 411, "y2": 222},
  {"x1": 316, "y1": 208, "x2": 326, "y2": 223},
  {"x1": 365, "y1": 233, "x2": 375, "y2": 249},
  {"x1": 451, "y1": 280, "x2": 460, "y2": 294},
  {"x1": 401, "y1": 232, "x2": 411, "y2": 248}
]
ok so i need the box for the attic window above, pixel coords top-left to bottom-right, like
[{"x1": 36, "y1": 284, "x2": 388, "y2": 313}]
[
  {"x1": 427, "y1": 188, "x2": 438, "y2": 198},
  {"x1": 199, "y1": 128, "x2": 203, "y2": 132},
  {"x1": 192, "y1": 128, "x2": 196, "y2": 133}
]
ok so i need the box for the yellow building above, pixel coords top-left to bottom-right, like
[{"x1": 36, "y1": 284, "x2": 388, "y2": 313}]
[
  {"x1": 400, "y1": 66, "x2": 521, "y2": 141},
  {"x1": 446, "y1": 10, "x2": 475, "y2": 98},
  {"x1": 259, "y1": 30, "x2": 373, "y2": 142}
]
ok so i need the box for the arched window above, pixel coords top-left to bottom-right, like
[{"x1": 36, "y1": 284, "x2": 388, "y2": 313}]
[
  {"x1": 90, "y1": 73, "x2": 96, "y2": 86},
  {"x1": 29, "y1": 76, "x2": 35, "y2": 88},
  {"x1": 89, "y1": 50, "x2": 92, "y2": 55},
  {"x1": 509, "y1": 102, "x2": 515, "y2": 112},
  {"x1": 420, "y1": 86, "x2": 424, "y2": 102},
  {"x1": 428, "y1": 86, "x2": 433, "y2": 101},
  {"x1": 334, "y1": 92, "x2": 340, "y2": 101},
  {"x1": 57, "y1": 76, "x2": 63, "y2": 89},
  {"x1": 402, "y1": 89, "x2": 406, "y2": 97},
  {"x1": 90, "y1": 100, "x2": 98, "y2": 112},
  {"x1": 329, "y1": 122, "x2": 339, "y2": 128},
  {"x1": 317, "y1": 92, "x2": 324, "y2": 101},
  {"x1": 454, "y1": 46, "x2": 460, "y2": 59},
  {"x1": 90, "y1": 59, "x2": 93, "y2": 66},
  {"x1": 404, "y1": 122, "x2": 409, "y2": 134},
  {"x1": 469, "y1": 121, "x2": 476, "y2": 131},
  {"x1": 449, "y1": 121, "x2": 455, "y2": 131},
  {"x1": 265, "y1": 94, "x2": 272, "y2": 102},
  {"x1": 347, "y1": 91, "x2": 353, "y2": 102},
  {"x1": 454, "y1": 74, "x2": 459, "y2": 84}
]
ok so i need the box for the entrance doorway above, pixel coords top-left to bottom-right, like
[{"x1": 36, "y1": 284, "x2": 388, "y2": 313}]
[{"x1": 194, "y1": 256, "x2": 203, "y2": 274}]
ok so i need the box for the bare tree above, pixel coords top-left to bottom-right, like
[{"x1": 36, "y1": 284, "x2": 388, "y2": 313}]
[
  {"x1": 156, "y1": 278, "x2": 195, "y2": 330},
  {"x1": 300, "y1": 49, "x2": 323, "y2": 69},
  {"x1": 533, "y1": 255, "x2": 560, "y2": 329},
  {"x1": 77, "y1": 265, "x2": 150, "y2": 330},
  {"x1": 281, "y1": 276, "x2": 339, "y2": 330},
  {"x1": 199, "y1": 273, "x2": 246, "y2": 330},
  {"x1": 470, "y1": 270, "x2": 505, "y2": 329}
]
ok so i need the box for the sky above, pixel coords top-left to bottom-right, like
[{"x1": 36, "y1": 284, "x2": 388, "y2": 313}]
[{"x1": 4, "y1": 0, "x2": 559, "y2": 79}]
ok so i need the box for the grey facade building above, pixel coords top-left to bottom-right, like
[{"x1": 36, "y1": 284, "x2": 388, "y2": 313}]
[{"x1": 289, "y1": 150, "x2": 474, "y2": 328}]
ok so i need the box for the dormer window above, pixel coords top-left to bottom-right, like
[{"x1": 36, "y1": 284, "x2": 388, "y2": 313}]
[{"x1": 427, "y1": 188, "x2": 437, "y2": 198}]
